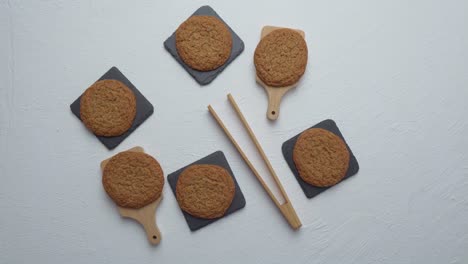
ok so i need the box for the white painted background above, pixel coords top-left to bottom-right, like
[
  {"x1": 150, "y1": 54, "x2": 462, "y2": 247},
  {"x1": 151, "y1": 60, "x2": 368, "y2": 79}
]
[{"x1": 1, "y1": 0, "x2": 467, "y2": 263}]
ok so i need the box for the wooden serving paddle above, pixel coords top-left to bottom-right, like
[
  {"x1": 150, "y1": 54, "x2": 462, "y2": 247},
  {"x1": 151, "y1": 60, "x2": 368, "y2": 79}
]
[
  {"x1": 100, "y1": 146, "x2": 163, "y2": 245},
  {"x1": 256, "y1": 26, "x2": 306, "y2": 121}
]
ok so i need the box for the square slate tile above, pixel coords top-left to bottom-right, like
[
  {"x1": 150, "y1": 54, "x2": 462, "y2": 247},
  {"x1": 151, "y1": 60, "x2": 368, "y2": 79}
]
[
  {"x1": 70, "y1": 67, "x2": 154, "y2": 150},
  {"x1": 164, "y1": 5, "x2": 245, "y2": 85},
  {"x1": 167, "y1": 151, "x2": 246, "y2": 231},
  {"x1": 282, "y1": 119, "x2": 360, "y2": 198}
]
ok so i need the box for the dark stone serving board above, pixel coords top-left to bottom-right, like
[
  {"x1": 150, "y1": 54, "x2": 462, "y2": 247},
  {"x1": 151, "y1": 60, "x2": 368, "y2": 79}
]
[
  {"x1": 167, "y1": 151, "x2": 246, "y2": 231},
  {"x1": 282, "y1": 119, "x2": 359, "y2": 198},
  {"x1": 70, "y1": 67, "x2": 154, "y2": 150},
  {"x1": 164, "y1": 5, "x2": 245, "y2": 85}
]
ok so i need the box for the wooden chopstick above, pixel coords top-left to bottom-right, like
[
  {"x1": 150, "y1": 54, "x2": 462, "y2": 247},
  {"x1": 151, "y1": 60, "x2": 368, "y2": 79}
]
[
  {"x1": 207, "y1": 104, "x2": 281, "y2": 208},
  {"x1": 227, "y1": 94, "x2": 293, "y2": 204},
  {"x1": 208, "y1": 94, "x2": 302, "y2": 230}
]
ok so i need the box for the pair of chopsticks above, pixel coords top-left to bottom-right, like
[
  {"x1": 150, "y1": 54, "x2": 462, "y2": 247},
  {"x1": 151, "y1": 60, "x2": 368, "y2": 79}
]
[{"x1": 208, "y1": 94, "x2": 301, "y2": 230}]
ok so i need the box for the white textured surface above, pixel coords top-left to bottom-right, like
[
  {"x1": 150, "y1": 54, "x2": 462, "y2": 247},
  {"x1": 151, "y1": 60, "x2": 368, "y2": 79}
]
[{"x1": 1, "y1": 0, "x2": 468, "y2": 263}]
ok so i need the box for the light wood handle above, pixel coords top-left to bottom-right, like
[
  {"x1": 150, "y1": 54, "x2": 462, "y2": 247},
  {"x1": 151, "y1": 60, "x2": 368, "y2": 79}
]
[
  {"x1": 140, "y1": 208, "x2": 162, "y2": 245},
  {"x1": 266, "y1": 88, "x2": 288, "y2": 120},
  {"x1": 118, "y1": 197, "x2": 162, "y2": 245}
]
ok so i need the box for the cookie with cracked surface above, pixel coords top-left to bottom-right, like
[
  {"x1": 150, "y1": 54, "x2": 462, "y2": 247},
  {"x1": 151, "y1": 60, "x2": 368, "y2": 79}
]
[
  {"x1": 176, "y1": 164, "x2": 235, "y2": 219},
  {"x1": 254, "y1": 28, "x2": 308, "y2": 87},
  {"x1": 103, "y1": 151, "x2": 164, "y2": 209},
  {"x1": 175, "y1": 15, "x2": 232, "y2": 71},
  {"x1": 80, "y1": 79, "x2": 136, "y2": 137},
  {"x1": 293, "y1": 128, "x2": 350, "y2": 187}
]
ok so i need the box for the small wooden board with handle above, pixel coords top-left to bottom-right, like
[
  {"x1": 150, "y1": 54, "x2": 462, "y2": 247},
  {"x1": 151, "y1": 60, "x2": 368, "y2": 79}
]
[
  {"x1": 256, "y1": 26, "x2": 306, "y2": 121},
  {"x1": 100, "y1": 146, "x2": 163, "y2": 245}
]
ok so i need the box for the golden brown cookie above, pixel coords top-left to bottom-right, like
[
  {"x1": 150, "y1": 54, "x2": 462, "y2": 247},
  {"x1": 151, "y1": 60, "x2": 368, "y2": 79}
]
[
  {"x1": 293, "y1": 128, "x2": 350, "y2": 187},
  {"x1": 103, "y1": 151, "x2": 164, "y2": 209},
  {"x1": 176, "y1": 164, "x2": 235, "y2": 219},
  {"x1": 80, "y1": 79, "x2": 136, "y2": 137},
  {"x1": 175, "y1": 15, "x2": 232, "y2": 71},
  {"x1": 254, "y1": 28, "x2": 308, "y2": 87}
]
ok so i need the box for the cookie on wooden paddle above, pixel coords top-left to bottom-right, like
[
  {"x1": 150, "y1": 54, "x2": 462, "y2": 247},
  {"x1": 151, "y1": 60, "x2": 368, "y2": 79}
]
[
  {"x1": 103, "y1": 151, "x2": 164, "y2": 209},
  {"x1": 176, "y1": 164, "x2": 235, "y2": 219},
  {"x1": 293, "y1": 128, "x2": 349, "y2": 187},
  {"x1": 254, "y1": 28, "x2": 308, "y2": 87},
  {"x1": 80, "y1": 79, "x2": 136, "y2": 137},
  {"x1": 175, "y1": 15, "x2": 232, "y2": 71}
]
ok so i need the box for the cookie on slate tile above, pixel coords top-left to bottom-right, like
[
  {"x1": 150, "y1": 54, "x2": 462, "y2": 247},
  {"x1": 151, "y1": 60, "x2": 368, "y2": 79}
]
[
  {"x1": 103, "y1": 151, "x2": 164, "y2": 209},
  {"x1": 254, "y1": 28, "x2": 308, "y2": 87},
  {"x1": 80, "y1": 79, "x2": 136, "y2": 137},
  {"x1": 176, "y1": 164, "x2": 235, "y2": 219},
  {"x1": 293, "y1": 128, "x2": 350, "y2": 187},
  {"x1": 175, "y1": 15, "x2": 232, "y2": 71}
]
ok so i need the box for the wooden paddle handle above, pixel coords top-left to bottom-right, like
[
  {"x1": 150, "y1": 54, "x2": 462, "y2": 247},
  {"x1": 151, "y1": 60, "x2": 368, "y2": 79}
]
[
  {"x1": 139, "y1": 211, "x2": 162, "y2": 245},
  {"x1": 266, "y1": 87, "x2": 289, "y2": 120},
  {"x1": 118, "y1": 197, "x2": 162, "y2": 245}
]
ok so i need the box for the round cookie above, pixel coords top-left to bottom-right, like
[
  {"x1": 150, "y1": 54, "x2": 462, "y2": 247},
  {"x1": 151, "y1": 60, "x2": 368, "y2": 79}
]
[
  {"x1": 293, "y1": 128, "x2": 350, "y2": 187},
  {"x1": 175, "y1": 15, "x2": 232, "y2": 71},
  {"x1": 103, "y1": 151, "x2": 164, "y2": 209},
  {"x1": 80, "y1": 79, "x2": 136, "y2": 137},
  {"x1": 176, "y1": 164, "x2": 235, "y2": 219},
  {"x1": 254, "y1": 28, "x2": 308, "y2": 87}
]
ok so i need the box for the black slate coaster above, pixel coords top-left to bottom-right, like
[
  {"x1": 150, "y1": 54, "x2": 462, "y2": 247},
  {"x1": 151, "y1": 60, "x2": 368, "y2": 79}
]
[
  {"x1": 167, "y1": 151, "x2": 246, "y2": 231},
  {"x1": 70, "y1": 67, "x2": 154, "y2": 150},
  {"x1": 164, "y1": 5, "x2": 245, "y2": 85},
  {"x1": 282, "y1": 119, "x2": 360, "y2": 198}
]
